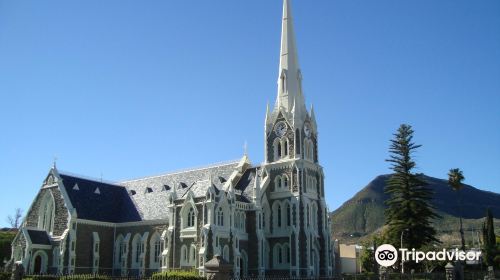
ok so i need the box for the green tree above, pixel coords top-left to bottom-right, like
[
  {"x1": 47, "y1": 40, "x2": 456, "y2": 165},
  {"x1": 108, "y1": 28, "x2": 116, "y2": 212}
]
[
  {"x1": 482, "y1": 208, "x2": 497, "y2": 267},
  {"x1": 384, "y1": 125, "x2": 439, "y2": 262},
  {"x1": 448, "y1": 168, "x2": 465, "y2": 250},
  {"x1": 360, "y1": 235, "x2": 382, "y2": 273}
]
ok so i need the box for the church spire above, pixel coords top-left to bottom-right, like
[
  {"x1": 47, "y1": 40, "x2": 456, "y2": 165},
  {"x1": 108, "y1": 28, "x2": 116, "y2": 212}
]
[{"x1": 276, "y1": 0, "x2": 305, "y2": 114}]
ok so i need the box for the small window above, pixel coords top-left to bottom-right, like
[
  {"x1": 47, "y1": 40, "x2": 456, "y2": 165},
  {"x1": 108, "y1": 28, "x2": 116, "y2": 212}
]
[
  {"x1": 180, "y1": 182, "x2": 188, "y2": 189},
  {"x1": 94, "y1": 187, "x2": 100, "y2": 195},
  {"x1": 162, "y1": 185, "x2": 171, "y2": 191},
  {"x1": 130, "y1": 190, "x2": 136, "y2": 195},
  {"x1": 145, "y1": 187, "x2": 153, "y2": 194},
  {"x1": 73, "y1": 183, "x2": 79, "y2": 191},
  {"x1": 218, "y1": 177, "x2": 226, "y2": 183}
]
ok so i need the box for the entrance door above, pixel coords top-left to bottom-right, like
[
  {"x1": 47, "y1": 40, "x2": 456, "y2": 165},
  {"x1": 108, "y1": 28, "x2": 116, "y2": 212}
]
[{"x1": 34, "y1": 255, "x2": 42, "y2": 274}]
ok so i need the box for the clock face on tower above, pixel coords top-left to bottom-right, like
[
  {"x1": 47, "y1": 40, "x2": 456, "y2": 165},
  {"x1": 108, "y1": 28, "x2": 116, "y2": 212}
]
[
  {"x1": 275, "y1": 121, "x2": 287, "y2": 137},
  {"x1": 304, "y1": 123, "x2": 311, "y2": 137}
]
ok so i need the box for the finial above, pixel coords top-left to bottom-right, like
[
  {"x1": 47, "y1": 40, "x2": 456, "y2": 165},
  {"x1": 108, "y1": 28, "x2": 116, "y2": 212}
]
[
  {"x1": 53, "y1": 156, "x2": 58, "y2": 169},
  {"x1": 243, "y1": 141, "x2": 248, "y2": 156}
]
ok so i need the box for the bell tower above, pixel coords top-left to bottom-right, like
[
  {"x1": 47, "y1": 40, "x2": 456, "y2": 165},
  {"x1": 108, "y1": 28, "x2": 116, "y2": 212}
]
[{"x1": 257, "y1": 0, "x2": 333, "y2": 277}]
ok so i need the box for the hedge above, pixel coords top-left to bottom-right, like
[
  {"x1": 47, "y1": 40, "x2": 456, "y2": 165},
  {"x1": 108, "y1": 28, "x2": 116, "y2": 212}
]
[{"x1": 152, "y1": 270, "x2": 204, "y2": 280}]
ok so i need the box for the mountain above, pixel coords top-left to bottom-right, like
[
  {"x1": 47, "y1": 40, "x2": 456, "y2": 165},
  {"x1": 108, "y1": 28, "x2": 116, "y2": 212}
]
[{"x1": 330, "y1": 174, "x2": 500, "y2": 244}]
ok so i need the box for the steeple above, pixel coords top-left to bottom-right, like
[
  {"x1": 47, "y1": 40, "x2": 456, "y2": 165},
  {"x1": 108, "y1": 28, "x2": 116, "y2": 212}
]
[{"x1": 276, "y1": 0, "x2": 306, "y2": 116}]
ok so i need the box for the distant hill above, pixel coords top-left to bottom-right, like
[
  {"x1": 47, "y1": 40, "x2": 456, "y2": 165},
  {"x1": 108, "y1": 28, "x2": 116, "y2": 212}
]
[{"x1": 330, "y1": 174, "x2": 500, "y2": 244}]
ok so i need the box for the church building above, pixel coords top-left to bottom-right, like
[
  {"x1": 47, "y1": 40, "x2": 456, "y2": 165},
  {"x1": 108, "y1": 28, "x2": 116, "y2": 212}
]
[{"x1": 9, "y1": 0, "x2": 334, "y2": 277}]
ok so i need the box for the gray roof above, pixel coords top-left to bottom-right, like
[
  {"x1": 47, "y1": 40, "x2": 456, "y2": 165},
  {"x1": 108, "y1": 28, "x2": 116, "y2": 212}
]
[
  {"x1": 234, "y1": 167, "x2": 257, "y2": 202},
  {"x1": 120, "y1": 161, "x2": 241, "y2": 220},
  {"x1": 27, "y1": 229, "x2": 51, "y2": 245},
  {"x1": 60, "y1": 174, "x2": 142, "y2": 223}
]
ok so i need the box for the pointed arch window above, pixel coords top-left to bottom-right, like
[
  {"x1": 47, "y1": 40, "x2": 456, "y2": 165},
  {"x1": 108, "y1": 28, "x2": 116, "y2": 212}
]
[
  {"x1": 180, "y1": 245, "x2": 188, "y2": 266},
  {"x1": 217, "y1": 207, "x2": 224, "y2": 226},
  {"x1": 274, "y1": 175, "x2": 282, "y2": 191},
  {"x1": 277, "y1": 141, "x2": 282, "y2": 158},
  {"x1": 283, "y1": 243, "x2": 291, "y2": 264},
  {"x1": 286, "y1": 203, "x2": 291, "y2": 226},
  {"x1": 187, "y1": 208, "x2": 195, "y2": 228},
  {"x1": 284, "y1": 139, "x2": 289, "y2": 156},
  {"x1": 223, "y1": 245, "x2": 230, "y2": 262},
  {"x1": 150, "y1": 232, "x2": 162, "y2": 270},
  {"x1": 283, "y1": 175, "x2": 289, "y2": 189},
  {"x1": 38, "y1": 192, "x2": 55, "y2": 234},
  {"x1": 280, "y1": 70, "x2": 287, "y2": 94},
  {"x1": 262, "y1": 212, "x2": 266, "y2": 229},
  {"x1": 277, "y1": 205, "x2": 282, "y2": 227}
]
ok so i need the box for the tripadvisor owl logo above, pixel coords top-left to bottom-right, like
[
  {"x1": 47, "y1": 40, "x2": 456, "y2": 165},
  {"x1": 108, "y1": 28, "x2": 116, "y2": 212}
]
[
  {"x1": 375, "y1": 244, "x2": 482, "y2": 267},
  {"x1": 375, "y1": 244, "x2": 398, "y2": 267}
]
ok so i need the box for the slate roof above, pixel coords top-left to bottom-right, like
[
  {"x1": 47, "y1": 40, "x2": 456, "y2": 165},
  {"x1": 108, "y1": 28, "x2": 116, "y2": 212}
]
[
  {"x1": 234, "y1": 167, "x2": 258, "y2": 202},
  {"x1": 58, "y1": 160, "x2": 258, "y2": 223},
  {"x1": 120, "y1": 161, "x2": 240, "y2": 220},
  {"x1": 60, "y1": 174, "x2": 142, "y2": 223},
  {"x1": 27, "y1": 229, "x2": 51, "y2": 245}
]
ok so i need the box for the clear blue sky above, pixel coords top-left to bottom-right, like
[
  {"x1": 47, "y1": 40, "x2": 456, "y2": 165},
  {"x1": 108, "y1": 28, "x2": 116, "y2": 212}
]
[{"x1": 1, "y1": 0, "x2": 499, "y2": 227}]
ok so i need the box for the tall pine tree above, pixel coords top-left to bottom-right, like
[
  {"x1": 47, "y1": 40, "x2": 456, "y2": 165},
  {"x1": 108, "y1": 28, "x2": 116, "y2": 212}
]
[
  {"x1": 482, "y1": 208, "x2": 497, "y2": 267},
  {"x1": 384, "y1": 124, "x2": 439, "y2": 251}
]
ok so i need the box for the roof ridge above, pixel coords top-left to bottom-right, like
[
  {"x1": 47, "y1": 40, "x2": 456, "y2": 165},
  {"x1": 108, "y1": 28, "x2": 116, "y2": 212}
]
[
  {"x1": 119, "y1": 159, "x2": 241, "y2": 184},
  {"x1": 58, "y1": 171, "x2": 123, "y2": 188}
]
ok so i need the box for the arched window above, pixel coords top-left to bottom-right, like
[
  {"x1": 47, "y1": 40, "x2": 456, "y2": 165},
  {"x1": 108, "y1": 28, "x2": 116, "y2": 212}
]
[
  {"x1": 284, "y1": 139, "x2": 289, "y2": 156},
  {"x1": 217, "y1": 207, "x2": 224, "y2": 226},
  {"x1": 306, "y1": 205, "x2": 310, "y2": 227},
  {"x1": 190, "y1": 245, "x2": 197, "y2": 265},
  {"x1": 150, "y1": 232, "x2": 162, "y2": 270},
  {"x1": 281, "y1": 72, "x2": 286, "y2": 93},
  {"x1": 223, "y1": 245, "x2": 230, "y2": 262},
  {"x1": 187, "y1": 208, "x2": 195, "y2": 227},
  {"x1": 114, "y1": 235, "x2": 126, "y2": 268},
  {"x1": 277, "y1": 205, "x2": 282, "y2": 227},
  {"x1": 273, "y1": 244, "x2": 283, "y2": 266},
  {"x1": 38, "y1": 192, "x2": 55, "y2": 234},
  {"x1": 132, "y1": 234, "x2": 141, "y2": 268},
  {"x1": 309, "y1": 140, "x2": 314, "y2": 160},
  {"x1": 277, "y1": 141, "x2": 282, "y2": 158},
  {"x1": 241, "y1": 212, "x2": 246, "y2": 230},
  {"x1": 295, "y1": 129, "x2": 301, "y2": 155},
  {"x1": 262, "y1": 212, "x2": 266, "y2": 229},
  {"x1": 283, "y1": 243, "x2": 290, "y2": 264},
  {"x1": 286, "y1": 203, "x2": 291, "y2": 226},
  {"x1": 283, "y1": 175, "x2": 289, "y2": 189},
  {"x1": 274, "y1": 175, "x2": 282, "y2": 191},
  {"x1": 180, "y1": 245, "x2": 188, "y2": 266}
]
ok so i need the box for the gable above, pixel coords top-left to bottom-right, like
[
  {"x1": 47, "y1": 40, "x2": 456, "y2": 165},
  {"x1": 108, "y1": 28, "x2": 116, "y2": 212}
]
[{"x1": 59, "y1": 174, "x2": 141, "y2": 223}]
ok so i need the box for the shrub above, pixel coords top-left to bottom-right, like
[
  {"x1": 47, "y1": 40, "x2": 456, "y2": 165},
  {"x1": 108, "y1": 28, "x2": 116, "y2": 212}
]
[
  {"x1": 0, "y1": 272, "x2": 11, "y2": 280},
  {"x1": 152, "y1": 270, "x2": 204, "y2": 280}
]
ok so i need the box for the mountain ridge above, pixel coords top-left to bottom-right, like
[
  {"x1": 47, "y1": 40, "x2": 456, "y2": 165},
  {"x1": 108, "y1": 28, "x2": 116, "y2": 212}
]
[{"x1": 330, "y1": 174, "x2": 500, "y2": 244}]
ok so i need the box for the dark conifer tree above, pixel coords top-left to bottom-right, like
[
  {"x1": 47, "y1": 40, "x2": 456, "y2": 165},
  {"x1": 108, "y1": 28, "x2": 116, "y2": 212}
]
[
  {"x1": 384, "y1": 124, "x2": 439, "y2": 251},
  {"x1": 482, "y1": 208, "x2": 497, "y2": 266}
]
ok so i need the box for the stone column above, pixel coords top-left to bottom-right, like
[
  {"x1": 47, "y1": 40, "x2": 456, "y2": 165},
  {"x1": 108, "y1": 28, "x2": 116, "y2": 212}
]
[
  {"x1": 445, "y1": 262, "x2": 455, "y2": 280},
  {"x1": 204, "y1": 255, "x2": 232, "y2": 280},
  {"x1": 487, "y1": 266, "x2": 495, "y2": 280}
]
